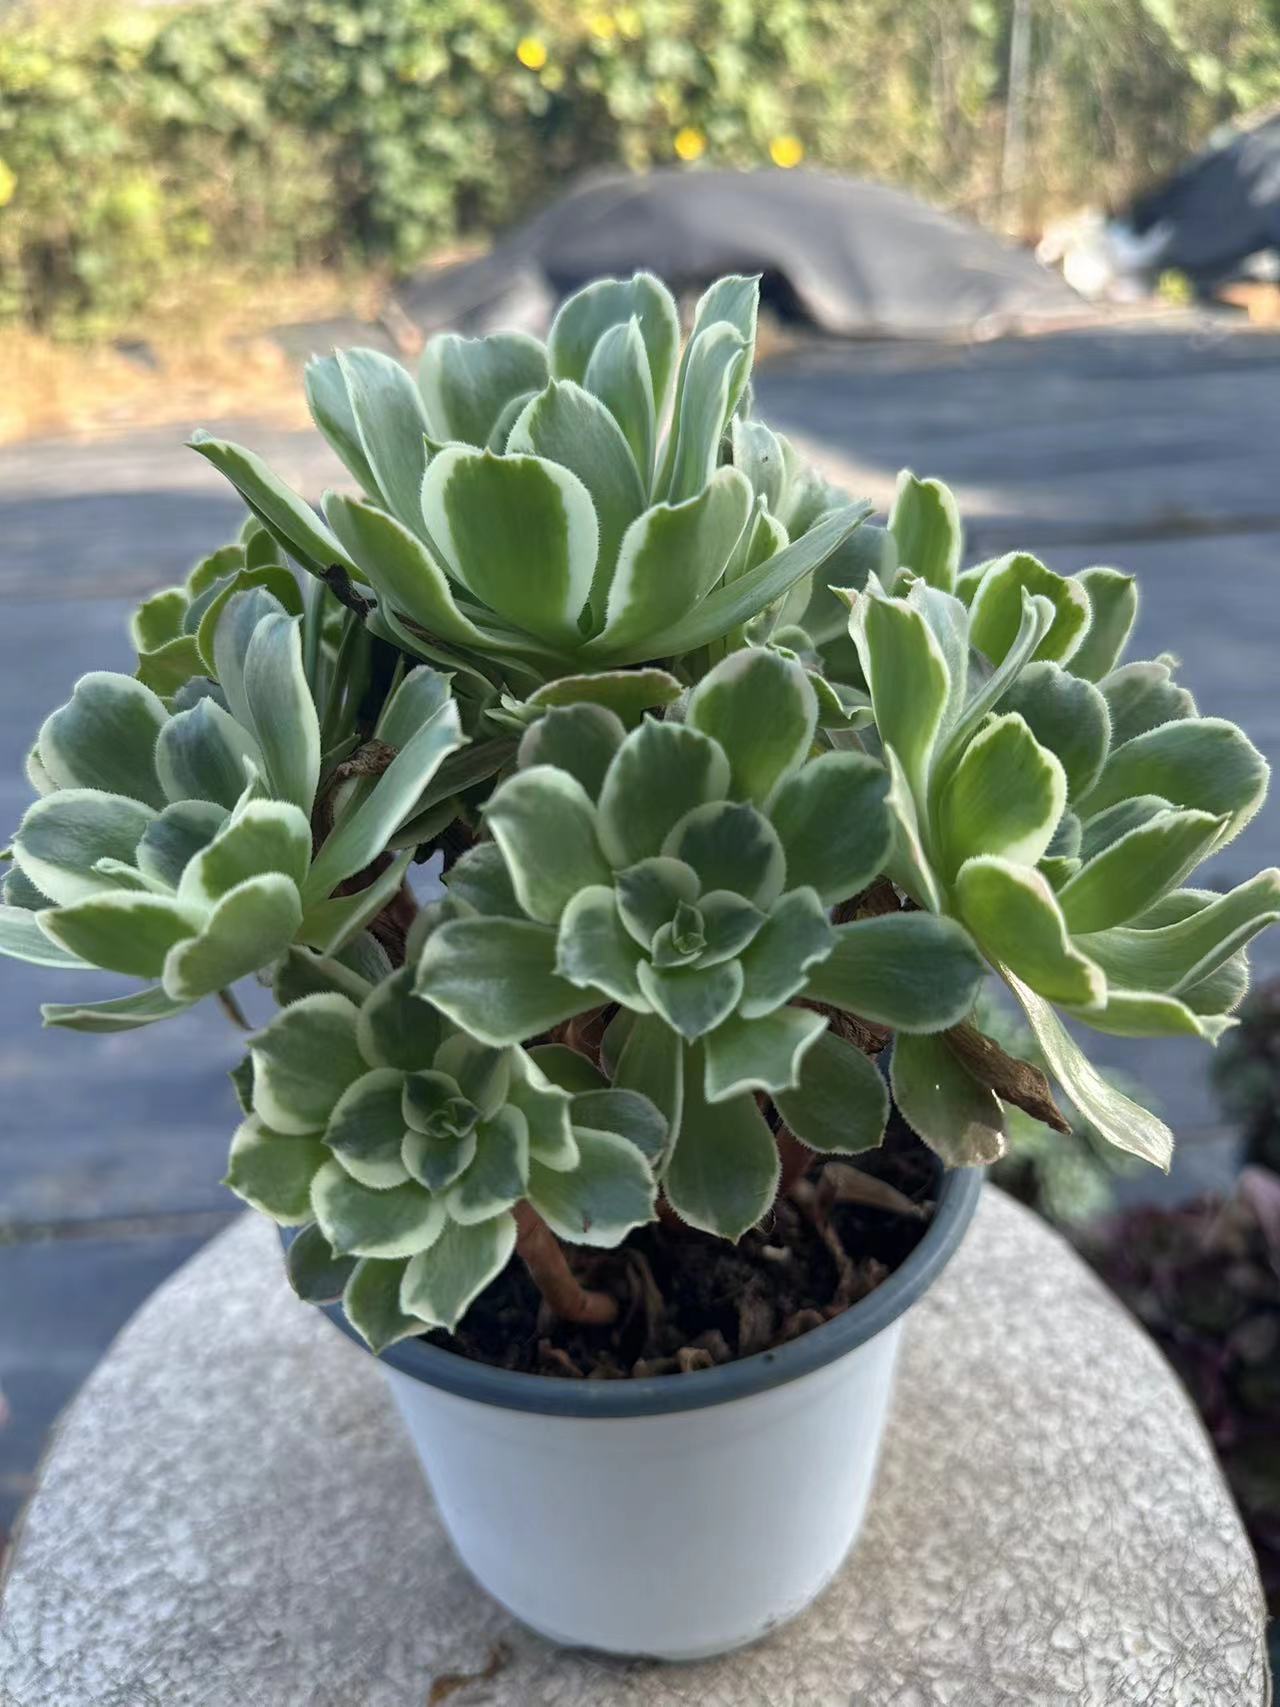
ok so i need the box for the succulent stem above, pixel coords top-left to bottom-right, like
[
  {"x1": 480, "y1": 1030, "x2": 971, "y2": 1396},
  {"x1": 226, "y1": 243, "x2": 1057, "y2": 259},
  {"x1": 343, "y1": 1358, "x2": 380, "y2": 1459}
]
[{"x1": 513, "y1": 1202, "x2": 619, "y2": 1326}]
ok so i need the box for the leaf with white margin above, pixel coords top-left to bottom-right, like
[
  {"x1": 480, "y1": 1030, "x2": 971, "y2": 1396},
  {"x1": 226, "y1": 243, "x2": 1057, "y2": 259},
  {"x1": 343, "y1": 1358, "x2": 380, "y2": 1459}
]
[
  {"x1": 697, "y1": 892, "x2": 766, "y2": 964},
  {"x1": 239, "y1": 611, "x2": 321, "y2": 813},
  {"x1": 613, "y1": 857, "x2": 700, "y2": 946},
  {"x1": 598, "y1": 720, "x2": 730, "y2": 867},
  {"x1": 525, "y1": 667, "x2": 682, "y2": 724},
  {"x1": 155, "y1": 699, "x2": 263, "y2": 810},
  {"x1": 702, "y1": 1006, "x2": 828, "y2": 1103},
  {"x1": 1101, "y1": 660, "x2": 1197, "y2": 748},
  {"x1": 954, "y1": 857, "x2": 1105, "y2": 1008},
  {"x1": 1081, "y1": 716, "x2": 1268, "y2": 844},
  {"x1": 507, "y1": 1049, "x2": 578, "y2": 1170},
  {"x1": 508, "y1": 380, "x2": 647, "y2": 617},
  {"x1": 399, "y1": 1212, "x2": 516, "y2": 1331},
  {"x1": 324, "y1": 1068, "x2": 413, "y2": 1189},
  {"x1": 275, "y1": 944, "x2": 376, "y2": 1008},
  {"x1": 880, "y1": 746, "x2": 942, "y2": 913},
  {"x1": 225, "y1": 1119, "x2": 328, "y2": 1223},
  {"x1": 938, "y1": 588, "x2": 1055, "y2": 768},
  {"x1": 664, "y1": 800, "x2": 786, "y2": 909},
  {"x1": 997, "y1": 661, "x2": 1111, "y2": 803},
  {"x1": 851, "y1": 580, "x2": 950, "y2": 805},
  {"x1": 42, "y1": 986, "x2": 193, "y2": 1032},
  {"x1": 528, "y1": 1127, "x2": 656, "y2": 1247},
  {"x1": 636, "y1": 957, "x2": 744, "y2": 1041},
  {"x1": 193, "y1": 564, "x2": 304, "y2": 677},
  {"x1": 731, "y1": 417, "x2": 788, "y2": 514},
  {"x1": 285, "y1": 1222, "x2": 357, "y2": 1305},
  {"x1": 662, "y1": 323, "x2": 748, "y2": 505},
  {"x1": 249, "y1": 992, "x2": 366, "y2": 1134},
  {"x1": 889, "y1": 470, "x2": 961, "y2": 592},
  {"x1": 188, "y1": 432, "x2": 359, "y2": 579},
  {"x1": 1077, "y1": 795, "x2": 1174, "y2": 864},
  {"x1": 527, "y1": 1043, "x2": 608, "y2": 1095},
  {"x1": 589, "y1": 467, "x2": 752, "y2": 655},
  {"x1": 517, "y1": 702, "x2": 625, "y2": 800},
  {"x1": 177, "y1": 799, "x2": 310, "y2": 909},
  {"x1": 481, "y1": 767, "x2": 611, "y2": 926},
  {"x1": 585, "y1": 317, "x2": 657, "y2": 486},
  {"x1": 736, "y1": 887, "x2": 835, "y2": 1019},
  {"x1": 304, "y1": 353, "x2": 383, "y2": 501},
  {"x1": 890, "y1": 1031, "x2": 1004, "y2": 1164},
  {"x1": 134, "y1": 800, "x2": 227, "y2": 890},
  {"x1": 804, "y1": 912, "x2": 989, "y2": 1031},
  {"x1": 569, "y1": 1088, "x2": 667, "y2": 1162},
  {"x1": 163, "y1": 873, "x2": 303, "y2": 1001},
  {"x1": 298, "y1": 850, "x2": 413, "y2": 959},
  {"x1": 1067, "y1": 568, "x2": 1137, "y2": 682},
  {"x1": 775, "y1": 1027, "x2": 890, "y2": 1154},
  {"x1": 336, "y1": 348, "x2": 431, "y2": 533},
  {"x1": 556, "y1": 885, "x2": 649, "y2": 1009},
  {"x1": 0, "y1": 904, "x2": 91, "y2": 969},
  {"x1": 312, "y1": 1159, "x2": 446, "y2": 1259},
  {"x1": 1076, "y1": 869, "x2": 1280, "y2": 995},
  {"x1": 344, "y1": 1257, "x2": 428, "y2": 1353},
  {"x1": 306, "y1": 702, "x2": 464, "y2": 901},
  {"x1": 423, "y1": 447, "x2": 596, "y2": 645},
  {"x1": 1006, "y1": 971, "x2": 1172, "y2": 1168},
  {"x1": 416, "y1": 917, "x2": 597, "y2": 1046},
  {"x1": 443, "y1": 843, "x2": 523, "y2": 920},
  {"x1": 324, "y1": 494, "x2": 494, "y2": 652},
  {"x1": 14, "y1": 790, "x2": 156, "y2": 907},
  {"x1": 1066, "y1": 988, "x2": 1235, "y2": 1042},
  {"x1": 1057, "y1": 809, "x2": 1224, "y2": 935},
  {"x1": 767, "y1": 750, "x2": 891, "y2": 907},
  {"x1": 549, "y1": 272, "x2": 679, "y2": 416},
  {"x1": 968, "y1": 552, "x2": 1091, "y2": 667},
  {"x1": 614, "y1": 1010, "x2": 684, "y2": 1139},
  {"x1": 37, "y1": 672, "x2": 168, "y2": 809},
  {"x1": 131, "y1": 585, "x2": 187, "y2": 653},
  {"x1": 621, "y1": 500, "x2": 872, "y2": 665},
  {"x1": 357, "y1": 965, "x2": 444, "y2": 1071},
  {"x1": 446, "y1": 1106, "x2": 529, "y2": 1224},
  {"x1": 40, "y1": 892, "x2": 197, "y2": 979},
  {"x1": 686, "y1": 647, "x2": 817, "y2": 806},
  {"x1": 664, "y1": 1041, "x2": 779, "y2": 1240},
  {"x1": 936, "y1": 712, "x2": 1067, "y2": 875},
  {"x1": 419, "y1": 330, "x2": 548, "y2": 447}
]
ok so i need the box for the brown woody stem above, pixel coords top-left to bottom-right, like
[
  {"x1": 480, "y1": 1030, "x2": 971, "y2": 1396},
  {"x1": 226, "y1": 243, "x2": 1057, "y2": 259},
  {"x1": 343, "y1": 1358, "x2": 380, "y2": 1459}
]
[
  {"x1": 942, "y1": 1022, "x2": 1071, "y2": 1134},
  {"x1": 513, "y1": 1202, "x2": 619, "y2": 1326}
]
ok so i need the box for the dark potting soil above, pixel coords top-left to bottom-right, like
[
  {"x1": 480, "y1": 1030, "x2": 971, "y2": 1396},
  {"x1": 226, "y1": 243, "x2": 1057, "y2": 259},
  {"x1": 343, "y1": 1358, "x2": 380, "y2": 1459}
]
[{"x1": 424, "y1": 1115, "x2": 939, "y2": 1379}]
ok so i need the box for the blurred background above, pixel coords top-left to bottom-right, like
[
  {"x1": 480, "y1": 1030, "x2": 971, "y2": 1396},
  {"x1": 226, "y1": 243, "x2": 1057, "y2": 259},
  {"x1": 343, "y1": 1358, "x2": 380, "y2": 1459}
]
[{"x1": 1, "y1": 0, "x2": 1278, "y2": 1651}]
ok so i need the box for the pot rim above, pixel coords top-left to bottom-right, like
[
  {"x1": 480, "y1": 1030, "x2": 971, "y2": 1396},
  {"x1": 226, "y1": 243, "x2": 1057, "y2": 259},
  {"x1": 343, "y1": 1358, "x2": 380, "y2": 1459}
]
[{"x1": 290, "y1": 1166, "x2": 983, "y2": 1418}]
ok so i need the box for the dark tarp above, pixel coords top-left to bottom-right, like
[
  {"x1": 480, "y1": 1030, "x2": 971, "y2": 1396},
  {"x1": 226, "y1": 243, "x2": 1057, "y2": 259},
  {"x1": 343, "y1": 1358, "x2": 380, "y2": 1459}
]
[
  {"x1": 1128, "y1": 116, "x2": 1280, "y2": 287},
  {"x1": 395, "y1": 168, "x2": 1083, "y2": 341}
]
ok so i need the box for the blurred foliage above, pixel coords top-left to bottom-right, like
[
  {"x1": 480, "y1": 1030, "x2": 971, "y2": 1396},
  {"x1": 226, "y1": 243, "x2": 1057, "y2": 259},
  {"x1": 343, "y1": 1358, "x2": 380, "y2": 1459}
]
[
  {"x1": 978, "y1": 991, "x2": 1142, "y2": 1226},
  {"x1": 2, "y1": 0, "x2": 1280, "y2": 334},
  {"x1": 1213, "y1": 977, "x2": 1280, "y2": 1175},
  {"x1": 1084, "y1": 1168, "x2": 1280, "y2": 1650}
]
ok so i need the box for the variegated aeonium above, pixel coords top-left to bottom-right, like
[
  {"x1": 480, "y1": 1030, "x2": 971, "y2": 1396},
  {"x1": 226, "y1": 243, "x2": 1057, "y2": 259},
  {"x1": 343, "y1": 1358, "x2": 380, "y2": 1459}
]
[
  {"x1": 2, "y1": 267, "x2": 1277, "y2": 1358},
  {"x1": 234, "y1": 969, "x2": 661, "y2": 1345},
  {"x1": 187, "y1": 271, "x2": 872, "y2": 715},
  {"x1": 415, "y1": 647, "x2": 986, "y2": 1241},
  {"x1": 839, "y1": 473, "x2": 1280, "y2": 1172}
]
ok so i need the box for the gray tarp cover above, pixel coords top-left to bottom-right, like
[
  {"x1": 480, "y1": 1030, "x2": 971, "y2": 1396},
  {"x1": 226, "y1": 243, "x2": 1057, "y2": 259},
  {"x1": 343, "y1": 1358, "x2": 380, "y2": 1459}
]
[{"x1": 396, "y1": 168, "x2": 1083, "y2": 340}]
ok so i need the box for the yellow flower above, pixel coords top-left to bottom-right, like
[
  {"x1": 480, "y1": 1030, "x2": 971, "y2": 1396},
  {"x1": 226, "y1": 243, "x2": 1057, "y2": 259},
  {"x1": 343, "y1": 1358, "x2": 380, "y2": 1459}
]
[
  {"x1": 769, "y1": 134, "x2": 805, "y2": 169},
  {"x1": 516, "y1": 35, "x2": 548, "y2": 70},
  {"x1": 586, "y1": 11, "x2": 617, "y2": 39},
  {"x1": 674, "y1": 126, "x2": 706, "y2": 162},
  {"x1": 0, "y1": 159, "x2": 15, "y2": 209}
]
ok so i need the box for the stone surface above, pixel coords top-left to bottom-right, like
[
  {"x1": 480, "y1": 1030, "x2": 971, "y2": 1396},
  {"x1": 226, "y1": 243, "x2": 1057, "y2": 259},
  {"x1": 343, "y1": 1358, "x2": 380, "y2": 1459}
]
[{"x1": 0, "y1": 1190, "x2": 1267, "y2": 1706}]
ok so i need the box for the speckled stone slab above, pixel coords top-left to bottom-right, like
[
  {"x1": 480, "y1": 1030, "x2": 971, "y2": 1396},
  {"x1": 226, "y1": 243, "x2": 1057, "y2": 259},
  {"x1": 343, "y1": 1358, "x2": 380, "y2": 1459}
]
[{"x1": 0, "y1": 1190, "x2": 1268, "y2": 1707}]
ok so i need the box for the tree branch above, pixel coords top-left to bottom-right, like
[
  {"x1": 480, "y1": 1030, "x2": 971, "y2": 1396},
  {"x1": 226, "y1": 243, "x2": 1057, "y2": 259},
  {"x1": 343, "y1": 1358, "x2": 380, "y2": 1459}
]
[
  {"x1": 942, "y1": 1021, "x2": 1072, "y2": 1133},
  {"x1": 513, "y1": 1202, "x2": 619, "y2": 1326}
]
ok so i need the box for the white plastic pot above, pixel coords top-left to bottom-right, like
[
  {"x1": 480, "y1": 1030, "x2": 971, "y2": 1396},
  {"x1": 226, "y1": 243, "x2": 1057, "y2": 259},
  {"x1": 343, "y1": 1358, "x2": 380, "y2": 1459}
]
[{"x1": 326, "y1": 1166, "x2": 982, "y2": 1661}]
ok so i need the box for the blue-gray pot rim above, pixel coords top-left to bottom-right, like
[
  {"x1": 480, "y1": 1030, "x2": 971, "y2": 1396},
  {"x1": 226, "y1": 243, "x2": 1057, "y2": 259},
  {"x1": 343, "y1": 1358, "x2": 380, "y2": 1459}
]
[{"x1": 286, "y1": 1166, "x2": 983, "y2": 1419}]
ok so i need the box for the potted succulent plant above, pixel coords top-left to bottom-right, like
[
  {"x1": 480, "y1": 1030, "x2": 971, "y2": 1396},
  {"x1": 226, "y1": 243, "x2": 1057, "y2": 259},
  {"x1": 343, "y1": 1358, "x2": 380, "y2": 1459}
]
[{"x1": 3, "y1": 271, "x2": 1278, "y2": 1659}]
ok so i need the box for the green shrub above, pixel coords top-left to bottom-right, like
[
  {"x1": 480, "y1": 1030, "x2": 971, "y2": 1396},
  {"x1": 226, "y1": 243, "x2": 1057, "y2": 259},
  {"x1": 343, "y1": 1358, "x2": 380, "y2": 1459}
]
[{"x1": 2, "y1": 0, "x2": 1279, "y2": 335}]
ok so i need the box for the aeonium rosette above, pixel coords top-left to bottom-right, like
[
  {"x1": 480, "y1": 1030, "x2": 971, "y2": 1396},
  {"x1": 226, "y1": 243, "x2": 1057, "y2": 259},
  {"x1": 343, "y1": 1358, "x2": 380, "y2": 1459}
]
[{"x1": 415, "y1": 648, "x2": 988, "y2": 1241}]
